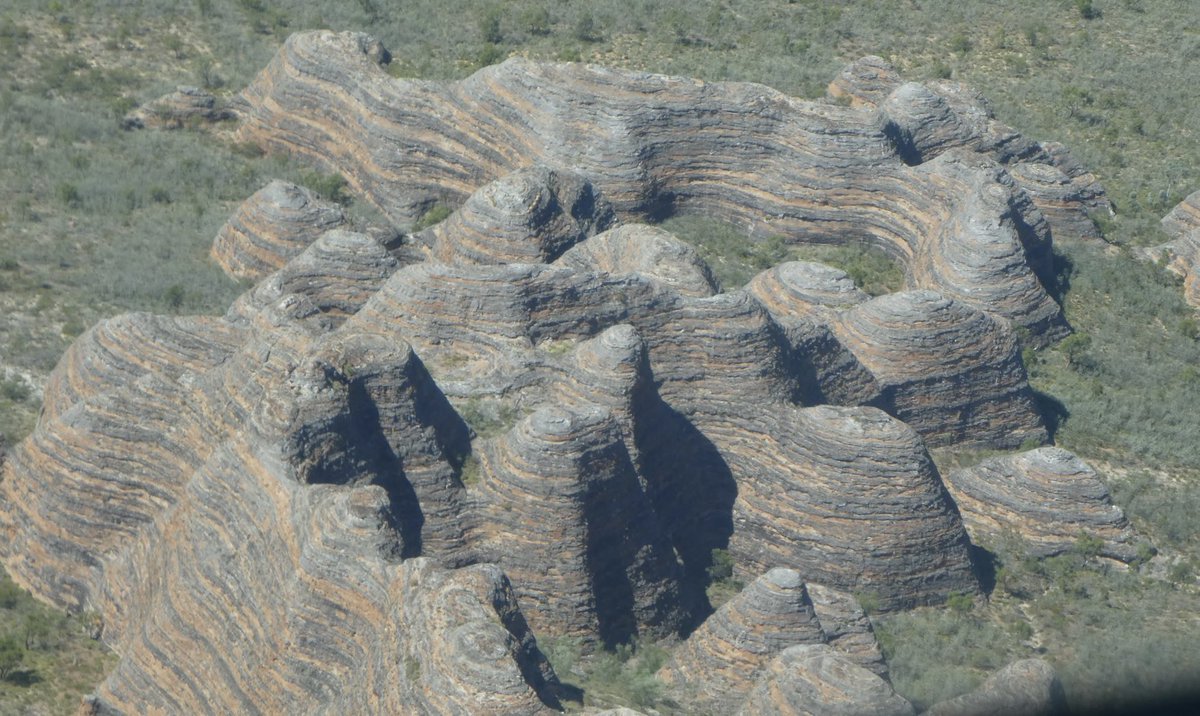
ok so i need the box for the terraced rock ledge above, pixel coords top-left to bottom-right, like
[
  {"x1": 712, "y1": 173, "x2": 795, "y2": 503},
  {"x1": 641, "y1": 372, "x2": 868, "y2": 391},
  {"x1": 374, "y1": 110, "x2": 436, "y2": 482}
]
[{"x1": 0, "y1": 31, "x2": 1117, "y2": 714}]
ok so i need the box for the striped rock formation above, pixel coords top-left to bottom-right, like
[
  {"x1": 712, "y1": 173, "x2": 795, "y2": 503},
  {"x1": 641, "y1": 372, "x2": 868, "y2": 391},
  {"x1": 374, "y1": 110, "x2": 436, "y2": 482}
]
[
  {"x1": 944, "y1": 448, "x2": 1139, "y2": 562},
  {"x1": 657, "y1": 568, "x2": 827, "y2": 713},
  {"x1": 828, "y1": 58, "x2": 1108, "y2": 243},
  {"x1": 0, "y1": 32, "x2": 1117, "y2": 714},
  {"x1": 0, "y1": 250, "x2": 565, "y2": 712},
  {"x1": 805, "y1": 583, "x2": 888, "y2": 679},
  {"x1": 832, "y1": 291, "x2": 1045, "y2": 448},
  {"x1": 211, "y1": 179, "x2": 347, "y2": 280},
  {"x1": 234, "y1": 31, "x2": 1092, "y2": 343},
  {"x1": 745, "y1": 261, "x2": 881, "y2": 406},
  {"x1": 556, "y1": 224, "x2": 718, "y2": 298},
  {"x1": 736, "y1": 644, "x2": 915, "y2": 716},
  {"x1": 418, "y1": 165, "x2": 616, "y2": 265},
  {"x1": 469, "y1": 405, "x2": 688, "y2": 648},
  {"x1": 1146, "y1": 189, "x2": 1200, "y2": 308},
  {"x1": 226, "y1": 228, "x2": 401, "y2": 325},
  {"x1": 720, "y1": 406, "x2": 979, "y2": 610},
  {"x1": 826, "y1": 55, "x2": 903, "y2": 109}
]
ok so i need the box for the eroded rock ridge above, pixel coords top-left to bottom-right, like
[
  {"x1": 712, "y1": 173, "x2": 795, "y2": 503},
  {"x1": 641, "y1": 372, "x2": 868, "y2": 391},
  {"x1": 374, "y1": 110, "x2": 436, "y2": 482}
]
[{"x1": 0, "y1": 32, "x2": 1117, "y2": 715}]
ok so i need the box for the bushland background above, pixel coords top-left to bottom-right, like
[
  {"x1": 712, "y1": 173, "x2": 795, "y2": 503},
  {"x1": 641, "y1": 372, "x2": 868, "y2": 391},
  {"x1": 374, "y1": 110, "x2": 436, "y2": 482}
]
[{"x1": 0, "y1": 0, "x2": 1198, "y2": 712}]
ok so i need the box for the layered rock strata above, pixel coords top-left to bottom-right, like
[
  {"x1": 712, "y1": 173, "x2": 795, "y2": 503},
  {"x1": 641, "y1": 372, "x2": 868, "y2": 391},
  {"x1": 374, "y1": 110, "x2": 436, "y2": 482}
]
[
  {"x1": 557, "y1": 224, "x2": 718, "y2": 298},
  {"x1": 736, "y1": 644, "x2": 915, "y2": 716},
  {"x1": 234, "y1": 31, "x2": 1091, "y2": 343},
  {"x1": 0, "y1": 285, "x2": 565, "y2": 712},
  {"x1": 805, "y1": 584, "x2": 888, "y2": 678},
  {"x1": 828, "y1": 58, "x2": 1108, "y2": 243},
  {"x1": 746, "y1": 261, "x2": 880, "y2": 406},
  {"x1": 720, "y1": 406, "x2": 979, "y2": 610},
  {"x1": 418, "y1": 165, "x2": 616, "y2": 265},
  {"x1": 658, "y1": 568, "x2": 826, "y2": 713},
  {"x1": 211, "y1": 180, "x2": 347, "y2": 280},
  {"x1": 226, "y1": 229, "x2": 400, "y2": 325},
  {"x1": 944, "y1": 448, "x2": 1139, "y2": 561},
  {"x1": 470, "y1": 405, "x2": 687, "y2": 647},
  {"x1": 832, "y1": 291, "x2": 1045, "y2": 448},
  {"x1": 826, "y1": 55, "x2": 902, "y2": 109},
  {"x1": 0, "y1": 32, "x2": 1119, "y2": 714}
]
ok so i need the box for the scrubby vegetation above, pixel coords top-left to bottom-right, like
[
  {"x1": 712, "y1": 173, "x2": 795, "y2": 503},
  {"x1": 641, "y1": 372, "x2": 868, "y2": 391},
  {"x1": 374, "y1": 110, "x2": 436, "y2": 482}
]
[
  {"x1": 0, "y1": 568, "x2": 115, "y2": 714},
  {"x1": 875, "y1": 529, "x2": 1200, "y2": 715},
  {"x1": 544, "y1": 636, "x2": 678, "y2": 713},
  {"x1": 1, "y1": 0, "x2": 1198, "y2": 712}
]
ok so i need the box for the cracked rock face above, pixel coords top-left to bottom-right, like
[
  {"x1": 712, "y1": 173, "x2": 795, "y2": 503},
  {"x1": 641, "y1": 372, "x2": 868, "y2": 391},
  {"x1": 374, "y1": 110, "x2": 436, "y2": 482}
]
[{"x1": 0, "y1": 31, "x2": 1111, "y2": 715}]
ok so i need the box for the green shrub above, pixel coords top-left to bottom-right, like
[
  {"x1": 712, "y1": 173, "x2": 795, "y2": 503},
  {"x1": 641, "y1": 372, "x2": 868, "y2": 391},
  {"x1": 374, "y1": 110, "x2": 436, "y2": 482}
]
[
  {"x1": 298, "y1": 171, "x2": 351, "y2": 206},
  {"x1": 0, "y1": 578, "x2": 22, "y2": 610},
  {"x1": 0, "y1": 637, "x2": 25, "y2": 681},
  {"x1": 0, "y1": 378, "x2": 30, "y2": 403},
  {"x1": 412, "y1": 204, "x2": 453, "y2": 231}
]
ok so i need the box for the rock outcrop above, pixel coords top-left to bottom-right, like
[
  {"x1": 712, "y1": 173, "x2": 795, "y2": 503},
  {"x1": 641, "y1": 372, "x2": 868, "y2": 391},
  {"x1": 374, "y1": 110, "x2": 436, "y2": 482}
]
[
  {"x1": 805, "y1": 584, "x2": 888, "y2": 679},
  {"x1": 0, "y1": 31, "x2": 1116, "y2": 714},
  {"x1": 736, "y1": 644, "x2": 916, "y2": 716},
  {"x1": 832, "y1": 290, "x2": 1045, "y2": 448},
  {"x1": 557, "y1": 224, "x2": 718, "y2": 298},
  {"x1": 470, "y1": 405, "x2": 688, "y2": 647},
  {"x1": 827, "y1": 57, "x2": 1108, "y2": 243},
  {"x1": 924, "y1": 658, "x2": 1065, "y2": 716},
  {"x1": 418, "y1": 165, "x2": 616, "y2": 265},
  {"x1": 721, "y1": 406, "x2": 980, "y2": 610},
  {"x1": 211, "y1": 180, "x2": 348, "y2": 281},
  {"x1": 121, "y1": 86, "x2": 235, "y2": 130},
  {"x1": 234, "y1": 31, "x2": 1097, "y2": 343},
  {"x1": 826, "y1": 55, "x2": 903, "y2": 109},
  {"x1": 1147, "y1": 189, "x2": 1200, "y2": 309},
  {"x1": 658, "y1": 568, "x2": 826, "y2": 712},
  {"x1": 226, "y1": 228, "x2": 401, "y2": 325},
  {"x1": 944, "y1": 448, "x2": 1139, "y2": 561}
]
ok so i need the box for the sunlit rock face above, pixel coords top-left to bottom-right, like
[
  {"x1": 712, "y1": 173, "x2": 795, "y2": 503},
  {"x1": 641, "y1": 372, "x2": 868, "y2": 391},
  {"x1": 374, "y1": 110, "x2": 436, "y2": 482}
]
[{"x1": 0, "y1": 31, "x2": 1112, "y2": 714}]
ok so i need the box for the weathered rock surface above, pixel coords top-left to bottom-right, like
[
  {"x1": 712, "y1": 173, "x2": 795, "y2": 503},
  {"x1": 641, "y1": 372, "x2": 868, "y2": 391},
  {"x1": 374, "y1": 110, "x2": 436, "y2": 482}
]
[
  {"x1": 419, "y1": 165, "x2": 616, "y2": 265},
  {"x1": 746, "y1": 261, "x2": 881, "y2": 406},
  {"x1": 1147, "y1": 190, "x2": 1200, "y2": 309},
  {"x1": 234, "y1": 32, "x2": 1091, "y2": 342},
  {"x1": 826, "y1": 55, "x2": 903, "y2": 109},
  {"x1": 832, "y1": 291, "x2": 1046, "y2": 448},
  {"x1": 0, "y1": 32, "x2": 1115, "y2": 714},
  {"x1": 944, "y1": 448, "x2": 1139, "y2": 561},
  {"x1": 557, "y1": 224, "x2": 718, "y2": 297},
  {"x1": 226, "y1": 228, "x2": 400, "y2": 325},
  {"x1": 805, "y1": 584, "x2": 888, "y2": 679},
  {"x1": 722, "y1": 406, "x2": 979, "y2": 610},
  {"x1": 658, "y1": 568, "x2": 826, "y2": 712},
  {"x1": 736, "y1": 644, "x2": 916, "y2": 716},
  {"x1": 121, "y1": 86, "x2": 234, "y2": 130},
  {"x1": 470, "y1": 405, "x2": 688, "y2": 647},
  {"x1": 827, "y1": 57, "x2": 1107, "y2": 243},
  {"x1": 211, "y1": 180, "x2": 347, "y2": 280},
  {"x1": 924, "y1": 658, "x2": 1065, "y2": 716}
]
